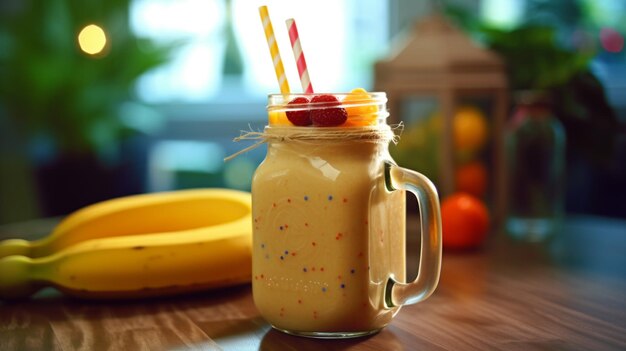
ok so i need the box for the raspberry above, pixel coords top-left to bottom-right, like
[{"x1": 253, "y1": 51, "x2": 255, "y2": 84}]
[
  {"x1": 286, "y1": 97, "x2": 311, "y2": 126},
  {"x1": 310, "y1": 95, "x2": 347, "y2": 127}
]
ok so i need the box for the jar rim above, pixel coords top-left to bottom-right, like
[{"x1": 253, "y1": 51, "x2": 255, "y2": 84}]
[
  {"x1": 266, "y1": 92, "x2": 389, "y2": 127},
  {"x1": 268, "y1": 92, "x2": 386, "y2": 108},
  {"x1": 267, "y1": 91, "x2": 386, "y2": 100}
]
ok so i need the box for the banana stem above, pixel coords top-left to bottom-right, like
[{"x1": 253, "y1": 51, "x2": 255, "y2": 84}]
[
  {"x1": 0, "y1": 239, "x2": 33, "y2": 259},
  {"x1": 0, "y1": 255, "x2": 41, "y2": 299}
]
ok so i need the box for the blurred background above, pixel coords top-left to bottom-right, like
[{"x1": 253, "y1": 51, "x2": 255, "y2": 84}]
[{"x1": 0, "y1": 0, "x2": 624, "y2": 225}]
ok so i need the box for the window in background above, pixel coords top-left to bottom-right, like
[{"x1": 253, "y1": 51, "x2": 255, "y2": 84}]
[
  {"x1": 130, "y1": 0, "x2": 389, "y2": 105},
  {"x1": 480, "y1": 0, "x2": 524, "y2": 29}
]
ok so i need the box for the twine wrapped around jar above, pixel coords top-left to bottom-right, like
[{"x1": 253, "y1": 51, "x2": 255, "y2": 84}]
[{"x1": 225, "y1": 123, "x2": 403, "y2": 161}]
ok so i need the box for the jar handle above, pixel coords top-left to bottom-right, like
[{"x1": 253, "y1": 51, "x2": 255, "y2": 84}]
[{"x1": 384, "y1": 162, "x2": 442, "y2": 307}]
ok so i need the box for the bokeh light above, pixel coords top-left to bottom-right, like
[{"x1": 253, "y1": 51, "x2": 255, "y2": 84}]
[
  {"x1": 78, "y1": 24, "x2": 107, "y2": 55},
  {"x1": 600, "y1": 27, "x2": 624, "y2": 53}
]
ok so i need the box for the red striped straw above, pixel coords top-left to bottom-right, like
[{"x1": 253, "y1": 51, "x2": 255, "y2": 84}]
[{"x1": 285, "y1": 18, "x2": 314, "y2": 94}]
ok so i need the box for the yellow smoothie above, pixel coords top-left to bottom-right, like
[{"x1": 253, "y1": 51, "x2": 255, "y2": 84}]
[{"x1": 251, "y1": 126, "x2": 406, "y2": 335}]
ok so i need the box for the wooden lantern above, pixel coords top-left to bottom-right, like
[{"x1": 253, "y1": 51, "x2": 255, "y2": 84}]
[{"x1": 375, "y1": 14, "x2": 509, "y2": 222}]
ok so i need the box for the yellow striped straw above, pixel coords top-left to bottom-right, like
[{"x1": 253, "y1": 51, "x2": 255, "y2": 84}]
[{"x1": 259, "y1": 6, "x2": 290, "y2": 94}]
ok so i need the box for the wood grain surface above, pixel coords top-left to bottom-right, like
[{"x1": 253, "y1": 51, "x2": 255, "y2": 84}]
[{"x1": 1, "y1": 216, "x2": 625, "y2": 350}]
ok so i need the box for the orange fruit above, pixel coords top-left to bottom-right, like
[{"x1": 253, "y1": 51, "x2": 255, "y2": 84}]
[
  {"x1": 441, "y1": 193, "x2": 490, "y2": 250},
  {"x1": 453, "y1": 106, "x2": 488, "y2": 153},
  {"x1": 268, "y1": 110, "x2": 290, "y2": 126},
  {"x1": 454, "y1": 161, "x2": 488, "y2": 198},
  {"x1": 343, "y1": 88, "x2": 378, "y2": 126}
]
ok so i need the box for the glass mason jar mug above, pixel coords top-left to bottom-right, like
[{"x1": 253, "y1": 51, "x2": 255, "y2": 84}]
[{"x1": 251, "y1": 92, "x2": 442, "y2": 338}]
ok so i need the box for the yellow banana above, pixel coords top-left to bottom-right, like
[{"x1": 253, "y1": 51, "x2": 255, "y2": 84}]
[
  {"x1": 0, "y1": 189, "x2": 249, "y2": 259},
  {"x1": 0, "y1": 189, "x2": 253, "y2": 299}
]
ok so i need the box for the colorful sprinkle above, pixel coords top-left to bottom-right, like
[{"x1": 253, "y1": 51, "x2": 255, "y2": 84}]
[
  {"x1": 304, "y1": 196, "x2": 309, "y2": 201},
  {"x1": 284, "y1": 250, "x2": 289, "y2": 254},
  {"x1": 328, "y1": 195, "x2": 333, "y2": 201},
  {"x1": 279, "y1": 226, "x2": 284, "y2": 230},
  {"x1": 351, "y1": 269, "x2": 356, "y2": 274},
  {"x1": 280, "y1": 256, "x2": 284, "y2": 260},
  {"x1": 303, "y1": 267, "x2": 308, "y2": 272},
  {"x1": 341, "y1": 284, "x2": 346, "y2": 289},
  {"x1": 322, "y1": 287, "x2": 327, "y2": 292}
]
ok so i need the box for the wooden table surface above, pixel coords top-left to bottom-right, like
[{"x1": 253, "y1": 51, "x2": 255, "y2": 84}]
[{"x1": 1, "y1": 215, "x2": 625, "y2": 351}]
